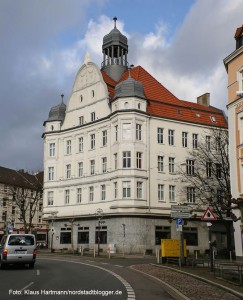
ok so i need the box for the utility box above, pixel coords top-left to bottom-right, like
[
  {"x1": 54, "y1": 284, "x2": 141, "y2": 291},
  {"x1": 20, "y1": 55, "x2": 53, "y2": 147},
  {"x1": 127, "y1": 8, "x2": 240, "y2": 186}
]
[{"x1": 161, "y1": 239, "x2": 187, "y2": 257}]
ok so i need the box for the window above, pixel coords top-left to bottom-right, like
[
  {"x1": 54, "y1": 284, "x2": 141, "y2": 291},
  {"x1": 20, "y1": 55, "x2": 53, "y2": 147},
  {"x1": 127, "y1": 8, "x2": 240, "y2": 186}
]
[
  {"x1": 79, "y1": 116, "x2": 84, "y2": 125},
  {"x1": 183, "y1": 227, "x2": 198, "y2": 246},
  {"x1": 89, "y1": 186, "x2": 94, "y2": 202},
  {"x1": 95, "y1": 227, "x2": 107, "y2": 244},
  {"x1": 206, "y1": 161, "x2": 212, "y2": 177},
  {"x1": 136, "y1": 152, "x2": 142, "y2": 169},
  {"x1": 155, "y1": 226, "x2": 171, "y2": 245},
  {"x1": 136, "y1": 124, "x2": 142, "y2": 140},
  {"x1": 123, "y1": 181, "x2": 131, "y2": 198},
  {"x1": 90, "y1": 134, "x2": 95, "y2": 149},
  {"x1": 169, "y1": 185, "x2": 176, "y2": 202},
  {"x1": 78, "y1": 228, "x2": 89, "y2": 244},
  {"x1": 124, "y1": 102, "x2": 129, "y2": 109},
  {"x1": 49, "y1": 143, "x2": 55, "y2": 157},
  {"x1": 215, "y1": 163, "x2": 222, "y2": 179},
  {"x1": 66, "y1": 164, "x2": 71, "y2": 179},
  {"x1": 115, "y1": 125, "x2": 118, "y2": 141},
  {"x1": 157, "y1": 128, "x2": 163, "y2": 144},
  {"x1": 239, "y1": 69, "x2": 243, "y2": 91},
  {"x1": 114, "y1": 182, "x2": 118, "y2": 199},
  {"x1": 206, "y1": 136, "x2": 211, "y2": 151},
  {"x1": 137, "y1": 182, "x2": 143, "y2": 199},
  {"x1": 182, "y1": 132, "x2": 188, "y2": 147},
  {"x1": 48, "y1": 167, "x2": 54, "y2": 181},
  {"x1": 65, "y1": 190, "x2": 70, "y2": 205},
  {"x1": 186, "y1": 160, "x2": 195, "y2": 175},
  {"x1": 158, "y1": 156, "x2": 164, "y2": 173},
  {"x1": 80, "y1": 95, "x2": 83, "y2": 102},
  {"x1": 168, "y1": 130, "x2": 174, "y2": 145},
  {"x1": 77, "y1": 188, "x2": 82, "y2": 203},
  {"x1": 47, "y1": 191, "x2": 54, "y2": 206},
  {"x1": 122, "y1": 123, "x2": 131, "y2": 140},
  {"x1": 91, "y1": 112, "x2": 96, "y2": 121},
  {"x1": 101, "y1": 185, "x2": 106, "y2": 200},
  {"x1": 102, "y1": 130, "x2": 107, "y2": 146},
  {"x1": 78, "y1": 137, "x2": 83, "y2": 152},
  {"x1": 90, "y1": 160, "x2": 95, "y2": 175},
  {"x1": 60, "y1": 229, "x2": 71, "y2": 244},
  {"x1": 158, "y1": 184, "x2": 164, "y2": 201},
  {"x1": 217, "y1": 189, "x2": 223, "y2": 203},
  {"x1": 66, "y1": 140, "x2": 71, "y2": 155},
  {"x1": 123, "y1": 151, "x2": 131, "y2": 168},
  {"x1": 192, "y1": 134, "x2": 198, "y2": 149},
  {"x1": 78, "y1": 162, "x2": 83, "y2": 177},
  {"x1": 114, "y1": 153, "x2": 118, "y2": 169},
  {"x1": 169, "y1": 157, "x2": 175, "y2": 174},
  {"x1": 102, "y1": 157, "x2": 107, "y2": 173},
  {"x1": 187, "y1": 187, "x2": 196, "y2": 203}
]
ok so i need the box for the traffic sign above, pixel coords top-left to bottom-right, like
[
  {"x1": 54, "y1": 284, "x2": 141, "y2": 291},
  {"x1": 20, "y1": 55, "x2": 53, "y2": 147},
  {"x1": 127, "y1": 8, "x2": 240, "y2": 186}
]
[
  {"x1": 201, "y1": 207, "x2": 217, "y2": 221},
  {"x1": 171, "y1": 205, "x2": 192, "y2": 212},
  {"x1": 171, "y1": 211, "x2": 192, "y2": 219},
  {"x1": 176, "y1": 218, "x2": 183, "y2": 226}
]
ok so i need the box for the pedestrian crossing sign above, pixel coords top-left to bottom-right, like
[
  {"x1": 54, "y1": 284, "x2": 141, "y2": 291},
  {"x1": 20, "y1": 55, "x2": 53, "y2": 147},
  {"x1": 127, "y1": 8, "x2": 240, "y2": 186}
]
[{"x1": 201, "y1": 207, "x2": 217, "y2": 221}]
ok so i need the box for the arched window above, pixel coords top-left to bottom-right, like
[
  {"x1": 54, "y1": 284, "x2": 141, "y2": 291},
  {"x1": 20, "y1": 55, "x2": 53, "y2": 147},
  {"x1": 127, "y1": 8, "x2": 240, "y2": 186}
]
[
  {"x1": 80, "y1": 95, "x2": 83, "y2": 102},
  {"x1": 138, "y1": 103, "x2": 141, "y2": 110},
  {"x1": 124, "y1": 102, "x2": 129, "y2": 109}
]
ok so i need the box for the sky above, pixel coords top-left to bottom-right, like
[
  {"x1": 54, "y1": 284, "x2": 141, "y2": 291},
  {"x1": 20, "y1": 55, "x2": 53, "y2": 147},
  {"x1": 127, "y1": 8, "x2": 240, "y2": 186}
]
[{"x1": 0, "y1": 0, "x2": 242, "y2": 171}]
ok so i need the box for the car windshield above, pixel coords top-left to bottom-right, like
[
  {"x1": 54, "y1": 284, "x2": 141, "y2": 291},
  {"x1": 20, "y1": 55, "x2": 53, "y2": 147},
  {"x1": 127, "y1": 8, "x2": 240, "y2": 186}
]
[{"x1": 8, "y1": 235, "x2": 34, "y2": 246}]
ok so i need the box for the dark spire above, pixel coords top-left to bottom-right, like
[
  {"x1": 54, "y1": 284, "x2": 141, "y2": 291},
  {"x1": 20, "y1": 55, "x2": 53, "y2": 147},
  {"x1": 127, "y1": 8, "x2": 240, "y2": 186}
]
[{"x1": 101, "y1": 17, "x2": 128, "y2": 82}]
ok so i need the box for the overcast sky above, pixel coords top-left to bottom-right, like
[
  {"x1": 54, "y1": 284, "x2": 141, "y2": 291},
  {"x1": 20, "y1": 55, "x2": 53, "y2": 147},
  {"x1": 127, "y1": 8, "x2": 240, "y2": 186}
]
[{"x1": 0, "y1": 0, "x2": 242, "y2": 171}]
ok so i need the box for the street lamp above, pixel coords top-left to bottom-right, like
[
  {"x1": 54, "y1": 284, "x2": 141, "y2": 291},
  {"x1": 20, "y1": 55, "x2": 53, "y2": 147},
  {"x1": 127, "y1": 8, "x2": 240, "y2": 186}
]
[{"x1": 95, "y1": 208, "x2": 103, "y2": 256}]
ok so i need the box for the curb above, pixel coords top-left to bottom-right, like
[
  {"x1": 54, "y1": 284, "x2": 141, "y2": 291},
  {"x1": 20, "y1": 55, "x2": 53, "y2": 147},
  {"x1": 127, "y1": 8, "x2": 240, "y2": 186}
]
[
  {"x1": 130, "y1": 265, "x2": 191, "y2": 300},
  {"x1": 150, "y1": 264, "x2": 243, "y2": 300}
]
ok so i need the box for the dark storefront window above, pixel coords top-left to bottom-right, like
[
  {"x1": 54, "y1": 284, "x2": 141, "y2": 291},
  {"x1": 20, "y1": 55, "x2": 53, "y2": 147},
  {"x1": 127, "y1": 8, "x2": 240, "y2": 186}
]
[
  {"x1": 95, "y1": 226, "x2": 107, "y2": 244},
  {"x1": 78, "y1": 227, "x2": 89, "y2": 244},
  {"x1": 155, "y1": 226, "x2": 171, "y2": 245},
  {"x1": 60, "y1": 229, "x2": 71, "y2": 244},
  {"x1": 183, "y1": 227, "x2": 198, "y2": 246}
]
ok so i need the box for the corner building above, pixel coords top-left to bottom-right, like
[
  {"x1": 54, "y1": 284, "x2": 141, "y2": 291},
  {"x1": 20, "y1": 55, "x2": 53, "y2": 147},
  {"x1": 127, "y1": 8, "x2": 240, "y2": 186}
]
[
  {"x1": 224, "y1": 25, "x2": 243, "y2": 259},
  {"x1": 43, "y1": 20, "x2": 228, "y2": 254}
]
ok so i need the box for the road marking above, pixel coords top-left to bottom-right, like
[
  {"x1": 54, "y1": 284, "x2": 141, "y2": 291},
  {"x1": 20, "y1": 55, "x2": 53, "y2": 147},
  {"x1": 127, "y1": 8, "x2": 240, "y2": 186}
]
[
  {"x1": 39, "y1": 257, "x2": 136, "y2": 300},
  {"x1": 37, "y1": 269, "x2": 40, "y2": 276},
  {"x1": 20, "y1": 282, "x2": 34, "y2": 291},
  {"x1": 114, "y1": 264, "x2": 123, "y2": 267}
]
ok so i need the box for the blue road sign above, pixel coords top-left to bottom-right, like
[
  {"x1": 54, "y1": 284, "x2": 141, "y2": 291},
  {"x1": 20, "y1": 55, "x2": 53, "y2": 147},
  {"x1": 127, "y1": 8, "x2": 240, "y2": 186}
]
[{"x1": 176, "y1": 218, "x2": 183, "y2": 226}]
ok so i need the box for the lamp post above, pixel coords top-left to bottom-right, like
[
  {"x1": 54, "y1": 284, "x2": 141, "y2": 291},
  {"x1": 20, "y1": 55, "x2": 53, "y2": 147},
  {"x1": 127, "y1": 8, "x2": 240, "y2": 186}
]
[
  {"x1": 122, "y1": 223, "x2": 126, "y2": 256},
  {"x1": 95, "y1": 208, "x2": 103, "y2": 256}
]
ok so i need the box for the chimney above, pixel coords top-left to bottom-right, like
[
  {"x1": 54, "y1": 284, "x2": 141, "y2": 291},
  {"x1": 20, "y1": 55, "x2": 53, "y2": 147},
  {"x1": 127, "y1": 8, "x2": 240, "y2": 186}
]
[{"x1": 197, "y1": 93, "x2": 210, "y2": 107}]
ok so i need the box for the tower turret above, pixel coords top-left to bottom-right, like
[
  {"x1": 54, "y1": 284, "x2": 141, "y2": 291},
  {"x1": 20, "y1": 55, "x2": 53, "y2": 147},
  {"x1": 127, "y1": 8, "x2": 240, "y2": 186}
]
[{"x1": 101, "y1": 17, "x2": 128, "y2": 82}]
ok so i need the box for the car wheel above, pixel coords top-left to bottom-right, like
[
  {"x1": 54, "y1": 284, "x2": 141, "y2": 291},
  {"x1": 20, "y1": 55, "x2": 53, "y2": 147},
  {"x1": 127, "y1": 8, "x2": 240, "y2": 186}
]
[{"x1": 29, "y1": 263, "x2": 35, "y2": 269}]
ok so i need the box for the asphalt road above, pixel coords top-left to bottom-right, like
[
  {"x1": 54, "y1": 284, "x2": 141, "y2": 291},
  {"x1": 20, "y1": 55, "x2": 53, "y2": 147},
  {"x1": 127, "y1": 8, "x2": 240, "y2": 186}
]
[{"x1": 0, "y1": 255, "x2": 177, "y2": 300}]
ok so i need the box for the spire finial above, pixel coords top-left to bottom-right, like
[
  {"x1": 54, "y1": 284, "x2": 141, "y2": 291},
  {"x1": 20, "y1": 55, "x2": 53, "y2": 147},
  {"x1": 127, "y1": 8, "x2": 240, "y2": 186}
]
[
  {"x1": 113, "y1": 17, "x2": 117, "y2": 28},
  {"x1": 61, "y1": 94, "x2": 64, "y2": 103}
]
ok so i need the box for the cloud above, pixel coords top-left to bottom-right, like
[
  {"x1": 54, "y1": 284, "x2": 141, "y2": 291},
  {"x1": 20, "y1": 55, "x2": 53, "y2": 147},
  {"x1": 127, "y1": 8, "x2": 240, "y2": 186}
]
[{"x1": 0, "y1": 0, "x2": 242, "y2": 170}]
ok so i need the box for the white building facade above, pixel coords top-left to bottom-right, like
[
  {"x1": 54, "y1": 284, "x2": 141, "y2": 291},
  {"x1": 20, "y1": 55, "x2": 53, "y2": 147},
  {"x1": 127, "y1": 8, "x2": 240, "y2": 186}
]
[{"x1": 42, "y1": 20, "x2": 228, "y2": 254}]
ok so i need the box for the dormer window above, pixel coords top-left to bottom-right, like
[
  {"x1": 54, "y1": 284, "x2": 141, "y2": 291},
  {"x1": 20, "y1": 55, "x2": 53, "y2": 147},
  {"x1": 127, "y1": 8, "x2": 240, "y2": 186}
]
[{"x1": 210, "y1": 116, "x2": 216, "y2": 123}]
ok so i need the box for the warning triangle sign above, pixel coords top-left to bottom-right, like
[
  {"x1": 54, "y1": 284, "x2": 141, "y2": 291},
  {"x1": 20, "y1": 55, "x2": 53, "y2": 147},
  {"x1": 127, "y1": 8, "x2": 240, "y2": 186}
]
[{"x1": 201, "y1": 207, "x2": 217, "y2": 221}]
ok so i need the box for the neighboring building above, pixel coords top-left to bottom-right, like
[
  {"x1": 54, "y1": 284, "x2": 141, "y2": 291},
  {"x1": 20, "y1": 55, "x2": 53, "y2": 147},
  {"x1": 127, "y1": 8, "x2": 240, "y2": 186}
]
[
  {"x1": 0, "y1": 166, "x2": 47, "y2": 244},
  {"x1": 224, "y1": 24, "x2": 243, "y2": 259},
  {"x1": 42, "y1": 19, "x2": 228, "y2": 254}
]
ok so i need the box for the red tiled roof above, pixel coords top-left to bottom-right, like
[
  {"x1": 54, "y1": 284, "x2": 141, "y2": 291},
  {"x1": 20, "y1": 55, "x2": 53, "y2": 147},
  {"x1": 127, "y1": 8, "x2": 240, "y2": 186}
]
[{"x1": 101, "y1": 66, "x2": 227, "y2": 128}]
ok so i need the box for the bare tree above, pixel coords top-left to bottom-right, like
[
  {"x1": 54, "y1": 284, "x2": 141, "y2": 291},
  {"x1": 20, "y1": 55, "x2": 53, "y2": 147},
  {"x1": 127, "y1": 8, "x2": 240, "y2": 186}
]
[
  {"x1": 178, "y1": 128, "x2": 241, "y2": 251},
  {"x1": 3, "y1": 170, "x2": 43, "y2": 234}
]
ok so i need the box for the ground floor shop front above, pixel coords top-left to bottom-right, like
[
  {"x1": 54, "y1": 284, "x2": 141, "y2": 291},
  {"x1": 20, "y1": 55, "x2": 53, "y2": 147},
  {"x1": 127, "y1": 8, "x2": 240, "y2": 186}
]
[{"x1": 47, "y1": 215, "x2": 233, "y2": 257}]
